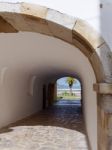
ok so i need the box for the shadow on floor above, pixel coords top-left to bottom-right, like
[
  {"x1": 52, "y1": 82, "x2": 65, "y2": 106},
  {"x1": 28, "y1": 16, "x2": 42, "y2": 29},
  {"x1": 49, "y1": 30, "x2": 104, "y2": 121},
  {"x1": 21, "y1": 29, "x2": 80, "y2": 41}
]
[
  {"x1": 0, "y1": 100, "x2": 84, "y2": 134},
  {"x1": 0, "y1": 100, "x2": 89, "y2": 150}
]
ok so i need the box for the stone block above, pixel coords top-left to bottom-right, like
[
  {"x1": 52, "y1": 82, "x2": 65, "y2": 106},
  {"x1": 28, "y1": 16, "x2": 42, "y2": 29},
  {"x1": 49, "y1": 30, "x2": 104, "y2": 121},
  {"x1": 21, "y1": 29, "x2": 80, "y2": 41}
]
[
  {"x1": 96, "y1": 43, "x2": 112, "y2": 83},
  {"x1": 73, "y1": 19, "x2": 104, "y2": 49},
  {"x1": 101, "y1": 95, "x2": 112, "y2": 113},
  {"x1": 0, "y1": 16, "x2": 17, "y2": 32},
  {"x1": 72, "y1": 31, "x2": 94, "y2": 58},
  {"x1": 46, "y1": 9, "x2": 76, "y2": 43},
  {"x1": 0, "y1": 3, "x2": 52, "y2": 35},
  {"x1": 90, "y1": 52, "x2": 105, "y2": 82},
  {"x1": 21, "y1": 3, "x2": 48, "y2": 19},
  {"x1": 93, "y1": 83, "x2": 112, "y2": 94},
  {"x1": 0, "y1": 2, "x2": 21, "y2": 13}
]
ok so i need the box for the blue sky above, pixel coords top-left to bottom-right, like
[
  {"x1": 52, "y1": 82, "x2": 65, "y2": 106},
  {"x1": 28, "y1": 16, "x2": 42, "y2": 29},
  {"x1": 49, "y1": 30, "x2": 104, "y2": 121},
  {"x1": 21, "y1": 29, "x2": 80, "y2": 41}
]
[{"x1": 57, "y1": 77, "x2": 81, "y2": 89}]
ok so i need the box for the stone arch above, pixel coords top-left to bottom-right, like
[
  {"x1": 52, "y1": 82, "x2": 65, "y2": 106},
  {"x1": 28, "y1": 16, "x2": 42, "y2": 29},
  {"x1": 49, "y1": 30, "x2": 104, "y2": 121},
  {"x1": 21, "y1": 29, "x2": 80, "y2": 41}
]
[
  {"x1": 0, "y1": 2, "x2": 112, "y2": 150},
  {"x1": 0, "y1": 2, "x2": 112, "y2": 85}
]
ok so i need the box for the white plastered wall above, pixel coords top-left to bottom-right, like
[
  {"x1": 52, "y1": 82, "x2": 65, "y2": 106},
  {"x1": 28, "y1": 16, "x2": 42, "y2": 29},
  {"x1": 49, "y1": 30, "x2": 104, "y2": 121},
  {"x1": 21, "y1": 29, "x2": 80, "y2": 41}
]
[{"x1": 0, "y1": 32, "x2": 97, "y2": 150}]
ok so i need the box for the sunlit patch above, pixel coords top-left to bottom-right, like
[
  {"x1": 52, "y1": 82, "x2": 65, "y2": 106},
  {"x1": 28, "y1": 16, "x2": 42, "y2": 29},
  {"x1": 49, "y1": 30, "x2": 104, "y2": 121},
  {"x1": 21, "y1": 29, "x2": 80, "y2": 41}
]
[{"x1": 0, "y1": 126, "x2": 88, "y2": 150}]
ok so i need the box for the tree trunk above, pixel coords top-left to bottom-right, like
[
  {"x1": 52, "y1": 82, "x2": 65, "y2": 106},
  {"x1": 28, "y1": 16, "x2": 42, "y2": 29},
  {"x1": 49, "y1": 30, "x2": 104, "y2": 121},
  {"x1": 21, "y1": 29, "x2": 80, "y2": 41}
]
[{"x1": 70, "y1": 87, "x2": 72, "y2": 96}]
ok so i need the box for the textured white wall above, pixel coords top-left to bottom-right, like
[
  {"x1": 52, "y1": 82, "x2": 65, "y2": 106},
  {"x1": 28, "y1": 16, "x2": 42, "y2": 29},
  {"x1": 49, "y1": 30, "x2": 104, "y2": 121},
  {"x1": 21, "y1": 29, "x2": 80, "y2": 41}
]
[{"x1": 0, "y1": 32, "x2": 97, "y2": 150}]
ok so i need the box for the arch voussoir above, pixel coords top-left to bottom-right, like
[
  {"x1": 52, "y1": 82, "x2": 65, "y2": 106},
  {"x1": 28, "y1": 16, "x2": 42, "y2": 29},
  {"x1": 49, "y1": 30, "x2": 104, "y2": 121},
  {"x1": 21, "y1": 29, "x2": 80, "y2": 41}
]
[
  {"x1": 73, "y1": 19, "x2": 105, "y2": 50},
  {"x1": 0, "y1": 3, "x2": 52, "y2": 35},
  {"x1": 96, "y1": 43, "x2": 112, "y2": 83},
  {"x1": 0, "y1": 15, "x2": 17, "y2": 32},
  {"x1": 46, "y1": 8, "x2": 76, "y2": 43}
]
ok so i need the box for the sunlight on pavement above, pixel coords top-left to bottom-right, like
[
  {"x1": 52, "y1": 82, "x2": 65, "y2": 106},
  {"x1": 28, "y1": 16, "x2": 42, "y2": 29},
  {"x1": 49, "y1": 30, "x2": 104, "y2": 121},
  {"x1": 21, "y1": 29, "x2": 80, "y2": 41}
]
[{"x1": 0, "y1": 125, "x2": 88, "y2": 150}]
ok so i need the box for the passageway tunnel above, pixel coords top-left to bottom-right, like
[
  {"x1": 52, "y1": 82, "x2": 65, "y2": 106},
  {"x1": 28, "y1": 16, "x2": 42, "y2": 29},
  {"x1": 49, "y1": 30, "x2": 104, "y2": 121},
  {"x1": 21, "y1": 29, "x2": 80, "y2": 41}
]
[{"x1": 0, "y1": 32, "x2": 97, "y2": 150}]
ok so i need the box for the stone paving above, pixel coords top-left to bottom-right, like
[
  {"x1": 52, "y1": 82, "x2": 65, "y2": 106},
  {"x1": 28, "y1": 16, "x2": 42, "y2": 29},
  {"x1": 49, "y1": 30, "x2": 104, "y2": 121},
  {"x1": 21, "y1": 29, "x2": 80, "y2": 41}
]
[{"x1": 0, "y1": 100, "x2": 89, "y2": 150}]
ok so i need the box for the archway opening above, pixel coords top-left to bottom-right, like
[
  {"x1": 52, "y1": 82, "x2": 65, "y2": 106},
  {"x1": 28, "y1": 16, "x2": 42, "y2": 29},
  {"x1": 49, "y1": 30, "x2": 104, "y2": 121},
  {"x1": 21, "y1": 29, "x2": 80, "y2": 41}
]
[
  {"x1": 56, "y1": 77, "x2": 81, "y2": 106},
  {"x1": 44, "y1": 76, "x2": 85, "y2": 131}
]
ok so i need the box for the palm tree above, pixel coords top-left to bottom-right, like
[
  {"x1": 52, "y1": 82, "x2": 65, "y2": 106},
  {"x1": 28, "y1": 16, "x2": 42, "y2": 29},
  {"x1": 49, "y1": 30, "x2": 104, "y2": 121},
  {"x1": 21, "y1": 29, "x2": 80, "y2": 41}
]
[{"x1": 66, "y1": 77, "x2": 76, "y2": 95}]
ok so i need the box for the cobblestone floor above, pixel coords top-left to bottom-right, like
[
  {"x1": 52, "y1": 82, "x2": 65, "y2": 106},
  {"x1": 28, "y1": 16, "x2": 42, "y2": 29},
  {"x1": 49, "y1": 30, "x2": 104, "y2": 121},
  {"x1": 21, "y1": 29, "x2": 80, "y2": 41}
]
[{"x1": 0, "y1": 100, "x2": 89, "y2": 150}]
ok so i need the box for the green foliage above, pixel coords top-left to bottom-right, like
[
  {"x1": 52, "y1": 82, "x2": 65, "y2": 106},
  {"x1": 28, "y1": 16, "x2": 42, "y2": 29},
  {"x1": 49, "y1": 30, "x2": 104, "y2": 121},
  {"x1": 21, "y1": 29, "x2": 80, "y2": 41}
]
[
  {"x1": 62, "y1": 91, "x2": 68, "y2": 96},
  {"x1": 66, "y1": 77, "x2": 76, "y2": 95},
  {"x1": 66, "y1": 77, "x2": 75, "y2": 87}
]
